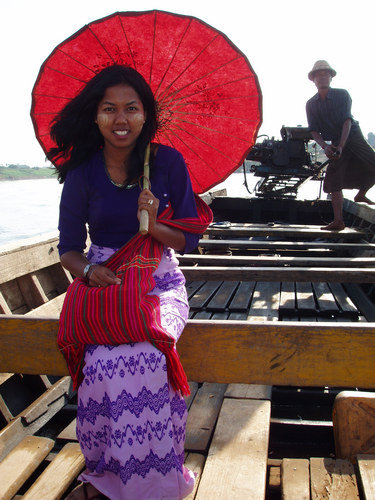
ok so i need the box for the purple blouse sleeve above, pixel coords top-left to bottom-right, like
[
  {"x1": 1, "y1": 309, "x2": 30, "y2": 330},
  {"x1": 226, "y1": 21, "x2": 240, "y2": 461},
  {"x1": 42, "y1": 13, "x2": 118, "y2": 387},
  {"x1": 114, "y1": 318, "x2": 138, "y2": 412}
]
[{"x1": 58, "y1": 168, "x2": 89, "y2": 255}]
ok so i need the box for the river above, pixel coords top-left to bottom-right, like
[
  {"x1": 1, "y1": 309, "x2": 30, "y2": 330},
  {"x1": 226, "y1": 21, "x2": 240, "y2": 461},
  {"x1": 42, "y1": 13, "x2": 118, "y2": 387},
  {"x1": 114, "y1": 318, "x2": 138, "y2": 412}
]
[
  {"x1": 0, "y1": 171, "x2": 364, "y2": 249},
  {"x1": 0, "y1": 178, "x2": 62, "y2": 247}
]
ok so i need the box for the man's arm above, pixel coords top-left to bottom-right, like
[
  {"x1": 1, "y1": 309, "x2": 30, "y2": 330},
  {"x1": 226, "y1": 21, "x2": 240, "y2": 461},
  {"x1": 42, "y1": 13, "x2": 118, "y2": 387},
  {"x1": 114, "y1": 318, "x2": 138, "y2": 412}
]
[
  {"x1": 336, "y1": 118, "x2": 352, "y2": 155},
  {"x1": 310, "y1": 131, "x2": 336, "y2": 158}
]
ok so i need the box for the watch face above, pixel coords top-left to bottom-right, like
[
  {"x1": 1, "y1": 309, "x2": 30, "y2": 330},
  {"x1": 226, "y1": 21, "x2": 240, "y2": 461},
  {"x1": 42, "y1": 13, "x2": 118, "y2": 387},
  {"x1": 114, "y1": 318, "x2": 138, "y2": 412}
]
[{"x1": 84, "y1": 264, "x2": 91, "y2": 277}]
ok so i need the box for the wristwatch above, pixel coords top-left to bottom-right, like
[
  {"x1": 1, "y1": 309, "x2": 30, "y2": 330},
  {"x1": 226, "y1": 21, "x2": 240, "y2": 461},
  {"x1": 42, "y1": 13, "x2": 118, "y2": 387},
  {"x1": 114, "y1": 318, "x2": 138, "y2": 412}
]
[{"x1": 83, "y1": 263, "x2": 94, "y2": 279}]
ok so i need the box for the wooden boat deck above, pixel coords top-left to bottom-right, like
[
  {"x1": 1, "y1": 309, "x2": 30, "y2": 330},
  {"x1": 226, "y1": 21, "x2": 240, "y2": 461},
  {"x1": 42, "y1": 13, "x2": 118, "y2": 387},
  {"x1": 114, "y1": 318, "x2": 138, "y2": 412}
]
[
  {"x1": 0, "y1": 328, "x2": 374, "y2": 498},
  {"x1": 2, "y1": 380, "x2": 374, "y2": 499},
  {"x1": 1, "y1": 201, "x2": 375, "y2": 498}
]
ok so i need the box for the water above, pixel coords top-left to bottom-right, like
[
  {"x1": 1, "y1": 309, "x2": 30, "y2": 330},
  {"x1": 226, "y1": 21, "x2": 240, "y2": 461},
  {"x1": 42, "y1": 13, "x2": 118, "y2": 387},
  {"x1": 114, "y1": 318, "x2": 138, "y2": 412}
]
[
  {"x1": 0, "y1": 178, "x2": 62, "y2": 248},
  {"x1": 0, "y1": 172, "x2": 371, "y2": 249}
]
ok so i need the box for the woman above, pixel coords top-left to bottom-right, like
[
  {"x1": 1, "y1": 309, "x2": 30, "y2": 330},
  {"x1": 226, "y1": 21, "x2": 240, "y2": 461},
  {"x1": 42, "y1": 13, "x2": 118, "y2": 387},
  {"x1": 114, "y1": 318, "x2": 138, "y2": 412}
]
[{"x1": 49, "y1": 65, "x2": 212, "y2": 500}]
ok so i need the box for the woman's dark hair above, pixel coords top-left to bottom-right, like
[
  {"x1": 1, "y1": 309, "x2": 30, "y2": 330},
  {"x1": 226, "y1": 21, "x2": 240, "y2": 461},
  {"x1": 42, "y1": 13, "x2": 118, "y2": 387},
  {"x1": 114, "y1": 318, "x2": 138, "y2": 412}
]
[{"x1": 48, "y1": 65, "x2": 158, "y2": 183}]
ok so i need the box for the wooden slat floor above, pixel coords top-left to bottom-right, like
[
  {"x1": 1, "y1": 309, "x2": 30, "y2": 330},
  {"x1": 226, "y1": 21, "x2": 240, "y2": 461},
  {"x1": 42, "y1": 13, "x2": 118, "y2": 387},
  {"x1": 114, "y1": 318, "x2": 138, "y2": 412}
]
[
  {"x1": 187, "y1": 280, "x2": 363, "y2": 322},
  {"x1": 1, "y1": 382, "x2": 372, "y2": 499}
]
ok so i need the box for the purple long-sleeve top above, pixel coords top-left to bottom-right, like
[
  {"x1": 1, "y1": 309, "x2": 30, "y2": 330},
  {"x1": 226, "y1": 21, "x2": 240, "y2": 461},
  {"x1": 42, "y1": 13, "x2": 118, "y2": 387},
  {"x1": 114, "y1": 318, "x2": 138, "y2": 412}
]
[{"x1": 58, "y1": 145, "x2": 199, "y2": 256}]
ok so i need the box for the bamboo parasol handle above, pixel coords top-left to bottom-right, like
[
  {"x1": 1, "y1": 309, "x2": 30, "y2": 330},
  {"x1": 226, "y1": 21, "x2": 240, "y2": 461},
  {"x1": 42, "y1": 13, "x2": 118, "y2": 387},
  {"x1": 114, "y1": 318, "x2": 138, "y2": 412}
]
[{"x1": 139, "y1": 144, "x2": 151, "y2": 235}]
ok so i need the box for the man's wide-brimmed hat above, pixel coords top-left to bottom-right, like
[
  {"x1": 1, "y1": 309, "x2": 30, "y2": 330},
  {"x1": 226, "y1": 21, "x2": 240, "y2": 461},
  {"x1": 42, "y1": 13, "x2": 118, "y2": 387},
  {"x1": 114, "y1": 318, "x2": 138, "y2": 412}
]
[{"x1": 308, "y1": 60, "x2": 336, "y2": 81}]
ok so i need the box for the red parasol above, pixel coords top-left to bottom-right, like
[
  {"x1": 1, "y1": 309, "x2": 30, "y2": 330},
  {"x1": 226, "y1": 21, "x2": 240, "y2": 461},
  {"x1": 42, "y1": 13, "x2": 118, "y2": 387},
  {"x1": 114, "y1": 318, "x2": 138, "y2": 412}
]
[{"x1": 31, "y1": 10, "x2": 262, "y2": 194}]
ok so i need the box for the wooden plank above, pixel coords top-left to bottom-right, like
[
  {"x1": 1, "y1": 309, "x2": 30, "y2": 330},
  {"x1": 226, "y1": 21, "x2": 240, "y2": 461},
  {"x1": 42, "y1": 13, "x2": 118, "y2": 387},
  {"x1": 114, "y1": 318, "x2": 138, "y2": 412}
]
[
  {"x1": 357, "y1": 454, "x2": 375, "y2": 500},
  {"x1": 189, "y1": 281, "x2": 223, "y2": 309},
  {"x1": 344, "y1": 198, "x2": 375, "y2": 224},
  {"x1": 310, "y1": 458, "x2": 360, "y2": 499},
  {"x1": 1, "y1": 280, "x2": 26, "y2": 314},
  {"x1": 198, "y1": 239, "x2": 375, "y2": 252},
  {"x1": 0, "y1": 316, "x2": 68, "y2": 375},
  {"x1": 328, "y1": 282, "x2": 359, "y2": 318},
  {"x1": 295, "y1": 282, "x2": 316, "y2": 315},
  {"x1": 269, "y1": 465, "x2": 281, "y2": 491},
  {"x1": 205, "y1": 225, "x2": 365, "y2": 240},
  {"x1": 228, "y1": 281, "x2": 256, "y2": 311},
  {"x1": 179, "y1": 253, "x2": 375, "y2": 267},
  {"x1": 211, "y1": 312, "x2": 229, "y2": 320},
  {"x1": 185, "y1": 280, "x2": 205, "y2": 300},
  {"x1": 195, "y1": 398, "x2": 271, "y2": 499},
  {"x1": 0, "y1": 394, "x2": 14, "y2": 423},
  {"x1": 185, "y1": 381, "x2": 199, "y2": 411},
  {"x1": 57, "y1": 418, "x2": 77, "y2": 442},
  {"x1": 181, "y1": 266, "x2": 375, "y2": 283},
  {"x1": 184, "y1": 453, "x2": 206, "y2": 500},
  {"x1": 185, "y1": 383, "x2": 227, "y2": 453},
  {"x1": 49, "y1": 264, "x2": 73, "y2": 294},
  {"x1": 2, "y1": 317, "x2": 375, "y2": 388},
  {"x1": 25, "y1": 293, "x2": 66, "y2": 317},
  {"x1": 281, "y1": 458, "x2": 310, "y2": 500},
  {"x1": 22, "y1": 443, "x2": 85, "y2": 500},
  {"x1": 179, "y1": 321, "x2": 375, "y2": 389},
  {"x1": 333, "y1": 391, "x2": 375, "y2": 462},
  {"x1": 312, "y1": 282, "x2": 340, "y2": 316},
  {"x1": 17, "y1": 273, "x2": 48, "y2": 310},
  {"x1": 0, "y1": 376, "x2": 72, "y2": 461},
  {"x1": 0, "y1": 290, "x2": 12, "y2": 314},
  {"x1": 225, "y1": 384, "x2": 272, "y2": 400},
  {"x1": 228, "y1": 311, "x2": 248, "y2": 320},
  {"x1": 279, "y1": 282, "x2": 296, "y2": 315},
  {"x1": 0, "y1": 237, "x2": 61, "y2": 284},
  {"x1": 247, "y1": 282, "x2": 280, "y2": 321},
  {"x1": 0, "y1": 373, "x2": 13, "y2": 385},
  {"x1": 0, "y1": 436, "x2": 54, "y2": 500},
  {"x1": 206, "y1": 281, "x2": 238, "y2": 311},
  {"x1": 192, "y1": 310, "x2": 212, "y2": 319},
  {"x1": 345, "y1": 284, "x2": 375, "y2": 321}
]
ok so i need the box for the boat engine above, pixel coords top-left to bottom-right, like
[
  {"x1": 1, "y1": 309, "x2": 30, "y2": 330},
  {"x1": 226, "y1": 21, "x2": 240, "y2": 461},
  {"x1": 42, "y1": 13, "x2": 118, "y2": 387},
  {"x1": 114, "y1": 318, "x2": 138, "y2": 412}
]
[{"x1": 246, "y1": 126, "x2": 323, "y2": 197}]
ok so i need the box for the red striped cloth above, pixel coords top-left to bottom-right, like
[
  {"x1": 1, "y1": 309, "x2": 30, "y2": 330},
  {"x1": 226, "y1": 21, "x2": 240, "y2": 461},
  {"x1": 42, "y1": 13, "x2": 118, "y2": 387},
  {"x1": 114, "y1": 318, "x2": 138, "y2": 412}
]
[{"x1": 58, "y1": 195, "x2": 212, "y2": 394}]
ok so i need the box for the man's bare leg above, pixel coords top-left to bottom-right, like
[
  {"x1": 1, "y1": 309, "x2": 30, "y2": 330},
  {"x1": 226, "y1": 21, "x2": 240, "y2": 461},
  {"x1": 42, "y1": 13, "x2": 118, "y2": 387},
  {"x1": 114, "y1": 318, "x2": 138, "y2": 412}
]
[
  {"x1": 354, "y1": 189, "x2": 375, "y2": 205},
  {"x1": 321, "y1": 190, "x2": 345, "y2": 230}
]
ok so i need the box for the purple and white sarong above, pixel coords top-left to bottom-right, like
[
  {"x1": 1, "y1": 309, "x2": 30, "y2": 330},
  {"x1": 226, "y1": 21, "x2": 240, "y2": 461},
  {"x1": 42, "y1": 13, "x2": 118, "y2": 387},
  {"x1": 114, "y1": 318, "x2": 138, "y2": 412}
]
[{"x1": 76, "y1": 244, "x2": 195, "y2": 499}]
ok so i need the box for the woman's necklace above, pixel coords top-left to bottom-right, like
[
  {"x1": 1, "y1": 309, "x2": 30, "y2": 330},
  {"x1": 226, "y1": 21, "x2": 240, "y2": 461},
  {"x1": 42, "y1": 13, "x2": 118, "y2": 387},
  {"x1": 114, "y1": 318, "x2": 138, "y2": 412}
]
[{"x1": 103, "y1": 154, "x2": 138, "y2": 189}]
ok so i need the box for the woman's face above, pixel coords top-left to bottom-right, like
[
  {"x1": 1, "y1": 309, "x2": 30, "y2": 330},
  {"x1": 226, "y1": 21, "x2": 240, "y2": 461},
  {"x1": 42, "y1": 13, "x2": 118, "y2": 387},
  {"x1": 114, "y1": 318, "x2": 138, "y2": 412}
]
[{"x1": 96, "y1": 83, "x2": 146, "y2": 152}]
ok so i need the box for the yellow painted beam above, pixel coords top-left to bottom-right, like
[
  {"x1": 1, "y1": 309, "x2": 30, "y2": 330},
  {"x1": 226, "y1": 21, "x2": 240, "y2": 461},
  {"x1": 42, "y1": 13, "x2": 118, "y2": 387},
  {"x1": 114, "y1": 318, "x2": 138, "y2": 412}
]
[{"x1": 1, "y1": 316, "x2": 375, "y2": 389}]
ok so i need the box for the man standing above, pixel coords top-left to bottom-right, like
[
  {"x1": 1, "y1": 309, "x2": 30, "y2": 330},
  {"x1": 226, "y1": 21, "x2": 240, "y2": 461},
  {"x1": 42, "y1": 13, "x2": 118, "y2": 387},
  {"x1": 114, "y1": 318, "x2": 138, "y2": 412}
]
[{"x1": 306, "y1": 60, "x2": 375, "y2": 230}]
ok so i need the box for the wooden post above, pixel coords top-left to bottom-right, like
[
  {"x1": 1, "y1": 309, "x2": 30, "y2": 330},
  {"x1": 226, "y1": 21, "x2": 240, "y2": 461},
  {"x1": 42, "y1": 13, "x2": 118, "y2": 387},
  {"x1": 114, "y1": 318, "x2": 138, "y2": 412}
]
[{"x1": 139, "y1": 144, "x2": 151, "y2": 235}]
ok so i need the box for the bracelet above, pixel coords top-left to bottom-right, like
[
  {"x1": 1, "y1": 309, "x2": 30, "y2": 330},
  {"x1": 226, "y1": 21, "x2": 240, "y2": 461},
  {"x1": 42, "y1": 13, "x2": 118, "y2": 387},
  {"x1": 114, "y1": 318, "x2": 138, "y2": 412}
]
[{"x1": 83, "y1": 263, "x2": 94, "y2": 279}]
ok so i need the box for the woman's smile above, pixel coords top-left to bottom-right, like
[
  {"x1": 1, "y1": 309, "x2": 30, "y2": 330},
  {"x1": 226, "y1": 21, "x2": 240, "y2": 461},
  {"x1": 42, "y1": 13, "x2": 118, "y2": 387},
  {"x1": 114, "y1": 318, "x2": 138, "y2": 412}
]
[{"x1": 96, "y1": 84, "x2": 146, "y2": 150}]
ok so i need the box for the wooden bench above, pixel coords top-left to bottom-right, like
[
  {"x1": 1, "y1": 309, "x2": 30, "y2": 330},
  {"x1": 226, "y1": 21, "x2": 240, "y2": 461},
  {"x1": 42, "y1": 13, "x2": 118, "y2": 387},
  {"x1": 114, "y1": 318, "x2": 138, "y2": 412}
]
[
  {"x1": 180, "y1": 253, "x2": 375, "y2": 267},
  {"x1": 205, "y1": 223, "x2": 367, "y2": 240},
  {"x1": 181, "y1": 266, "x2": 375, "y2": 283},
  {"x1": 198, "y1": 238, "x2": 375, "y2": 254}
]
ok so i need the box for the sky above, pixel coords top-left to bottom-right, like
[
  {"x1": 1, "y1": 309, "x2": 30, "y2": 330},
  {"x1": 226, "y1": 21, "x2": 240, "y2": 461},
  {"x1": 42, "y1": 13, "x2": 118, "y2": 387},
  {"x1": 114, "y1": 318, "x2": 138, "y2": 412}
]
[{"x1": 1, "y1": 0, "x2": 374, "y2": 167}]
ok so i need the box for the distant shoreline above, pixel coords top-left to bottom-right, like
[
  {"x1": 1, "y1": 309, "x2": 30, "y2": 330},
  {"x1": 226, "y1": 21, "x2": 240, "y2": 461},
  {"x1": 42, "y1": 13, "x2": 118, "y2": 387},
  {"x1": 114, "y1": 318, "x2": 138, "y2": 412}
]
[{"x1": 0, "y1": 165, "x2": 56, "y2": 181}]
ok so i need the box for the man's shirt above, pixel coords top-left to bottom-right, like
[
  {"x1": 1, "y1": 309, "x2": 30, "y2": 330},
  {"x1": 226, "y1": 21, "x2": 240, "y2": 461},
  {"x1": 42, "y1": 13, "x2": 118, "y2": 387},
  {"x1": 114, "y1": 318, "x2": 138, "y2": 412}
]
[{"x1": 306, "y1": 87, "x2": 359, "y2": 141}]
